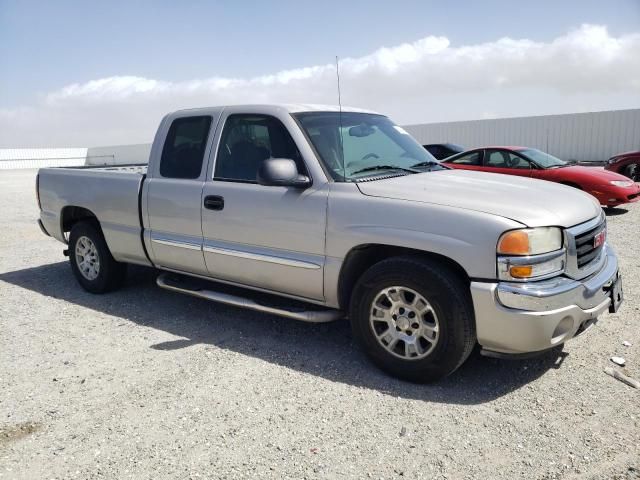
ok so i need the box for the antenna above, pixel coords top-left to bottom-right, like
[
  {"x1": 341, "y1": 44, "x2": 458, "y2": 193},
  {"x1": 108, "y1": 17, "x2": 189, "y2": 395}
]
[{"x1": 335, "y1": 56, "x2": 346, "y2": 177}]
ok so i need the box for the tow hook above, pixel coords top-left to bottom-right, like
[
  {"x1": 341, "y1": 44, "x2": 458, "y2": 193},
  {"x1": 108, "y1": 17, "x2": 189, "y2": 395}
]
[{"x1": 63, "y1": 249, "x2": 69, "y2": 257}]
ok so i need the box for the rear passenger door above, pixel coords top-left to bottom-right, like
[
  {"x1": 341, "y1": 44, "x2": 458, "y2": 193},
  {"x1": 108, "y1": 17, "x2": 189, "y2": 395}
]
[
  {"x1": 145, "y1": 113, "x2": 220, "y2": 275},
  {"x1": 200, "y1": 110, "x2": 328, "y2": 301},
  {"x1": 483, "y1": 149, "x2": 533, "y2": 177}
]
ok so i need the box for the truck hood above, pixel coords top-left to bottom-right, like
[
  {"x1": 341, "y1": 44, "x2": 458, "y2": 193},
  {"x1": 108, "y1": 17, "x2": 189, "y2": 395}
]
[{"x1": 356, "y1": 169, "x2": 601, "y2": 228}]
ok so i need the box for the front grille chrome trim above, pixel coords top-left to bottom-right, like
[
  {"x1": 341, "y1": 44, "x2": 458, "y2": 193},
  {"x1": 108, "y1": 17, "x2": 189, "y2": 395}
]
[{"x1": 565, "y1": 212, "x2": 607, "y2": 280}]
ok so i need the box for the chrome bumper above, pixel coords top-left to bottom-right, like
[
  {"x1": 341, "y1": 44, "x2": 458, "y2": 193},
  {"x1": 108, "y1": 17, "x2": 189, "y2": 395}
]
[{"x1": 470, "y1": 244, "x2": 619, "y2": 355}]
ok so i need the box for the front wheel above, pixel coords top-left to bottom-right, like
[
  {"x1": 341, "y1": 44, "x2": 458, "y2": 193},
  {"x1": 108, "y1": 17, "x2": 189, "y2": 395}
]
[
  {"x1": 349, "y1": 256, "x2": 476, "y2": 382},
  {"x1": 623, "y1": 163, "x2": 639, "y2": 182},
  {"x1": 69, "y1": 221, "x2": 127, "y2": 293}
]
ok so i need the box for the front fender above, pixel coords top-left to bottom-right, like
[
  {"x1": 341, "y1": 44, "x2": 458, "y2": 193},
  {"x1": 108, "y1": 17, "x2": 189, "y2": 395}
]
[{"x1": 323, "y1": 190, "x2": 524, "y2": 307}]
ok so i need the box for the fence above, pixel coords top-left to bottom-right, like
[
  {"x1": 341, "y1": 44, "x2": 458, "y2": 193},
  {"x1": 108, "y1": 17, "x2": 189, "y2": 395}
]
[{"x1": 0, "y1": 144, "x2": 148, "y2": 170}]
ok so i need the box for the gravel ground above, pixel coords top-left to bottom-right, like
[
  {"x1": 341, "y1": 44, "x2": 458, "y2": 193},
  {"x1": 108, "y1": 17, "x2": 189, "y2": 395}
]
[{"x1": 1, "y1": 168, "x2": 638, "y2": 480}]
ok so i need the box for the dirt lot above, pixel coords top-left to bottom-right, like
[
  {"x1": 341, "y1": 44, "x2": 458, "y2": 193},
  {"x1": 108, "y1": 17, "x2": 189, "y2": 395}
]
[{"x1": 1, "y1": 168, "x2": 638, "y2": 479}]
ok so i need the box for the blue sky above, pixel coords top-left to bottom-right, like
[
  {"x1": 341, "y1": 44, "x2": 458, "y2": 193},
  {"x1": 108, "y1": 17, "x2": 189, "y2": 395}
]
[{"x1": 1, "y1": 0, "x2": 639, "y2": 146}]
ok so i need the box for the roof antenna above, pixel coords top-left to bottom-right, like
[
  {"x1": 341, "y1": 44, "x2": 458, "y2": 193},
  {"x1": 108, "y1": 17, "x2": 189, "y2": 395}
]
[{"x1": 335, "y1": 55, "x2": 346, "y2": 178}]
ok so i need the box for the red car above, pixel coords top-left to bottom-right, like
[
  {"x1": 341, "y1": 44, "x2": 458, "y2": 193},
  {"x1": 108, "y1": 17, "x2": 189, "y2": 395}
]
[
  {"x1": 441, "y1": 147, "x2": 640, "y2": 207},
  {"x1": 605, "y1": 150, "x2": 640, "y2": 182}
]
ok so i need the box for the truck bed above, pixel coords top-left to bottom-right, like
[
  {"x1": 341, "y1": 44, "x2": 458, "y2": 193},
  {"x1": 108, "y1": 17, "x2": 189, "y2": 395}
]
[{"x1": 37, "y1": 164, "x2": 151, "y2": 267}]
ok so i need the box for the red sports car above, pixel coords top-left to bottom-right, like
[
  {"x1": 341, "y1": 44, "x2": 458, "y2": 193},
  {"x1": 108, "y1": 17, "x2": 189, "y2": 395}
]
[
  {"x1": 605, "y1": 150, "x2": 640, "y2": 182},
  {"x1": 441, "y1": 146, "x2": 640, "y2": 207}
]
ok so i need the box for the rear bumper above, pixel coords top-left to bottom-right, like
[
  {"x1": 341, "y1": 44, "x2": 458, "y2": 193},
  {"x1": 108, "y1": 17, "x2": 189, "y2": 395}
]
[{"x1": 470, "y1": 245, "x2": 619, "y2": 355}]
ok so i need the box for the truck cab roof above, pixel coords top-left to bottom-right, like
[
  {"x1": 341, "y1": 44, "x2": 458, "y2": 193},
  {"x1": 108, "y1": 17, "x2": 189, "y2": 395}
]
[{"x1": 169, "y1": 104, "x2": 381, "y2": 117}]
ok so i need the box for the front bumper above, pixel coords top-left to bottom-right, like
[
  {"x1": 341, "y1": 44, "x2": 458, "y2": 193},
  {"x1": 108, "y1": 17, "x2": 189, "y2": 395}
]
[
  {"x1": 37, "y1": 218, "x2": 50, "y2": 237},
  {"x1": 470, "y1": 244, "x2": 619, "y2": 355},
  {"x1": 595, "y1": 185, "x2": 640, "y2": 206}
]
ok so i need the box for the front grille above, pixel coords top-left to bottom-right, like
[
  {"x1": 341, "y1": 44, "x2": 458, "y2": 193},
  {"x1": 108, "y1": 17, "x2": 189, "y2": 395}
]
[{"x1": 574, "y1": 222, "x2": 605, "y2": 268}]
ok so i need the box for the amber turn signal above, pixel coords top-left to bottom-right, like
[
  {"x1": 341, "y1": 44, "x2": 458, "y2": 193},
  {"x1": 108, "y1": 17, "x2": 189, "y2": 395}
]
[{"x1": 509, "y1": 265, "x2": 533, "y2": 278}]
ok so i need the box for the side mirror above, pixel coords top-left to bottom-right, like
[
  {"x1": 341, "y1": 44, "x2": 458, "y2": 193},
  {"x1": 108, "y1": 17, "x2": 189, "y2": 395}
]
[{"x1": 257, "y1": 158, "x2": 311, "y2": 188}]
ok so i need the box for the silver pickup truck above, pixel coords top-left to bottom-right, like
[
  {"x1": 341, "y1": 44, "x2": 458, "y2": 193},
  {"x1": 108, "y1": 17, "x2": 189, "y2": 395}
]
[{"x1": 36, "y1": 104, "x2": 623, "y2": 381}]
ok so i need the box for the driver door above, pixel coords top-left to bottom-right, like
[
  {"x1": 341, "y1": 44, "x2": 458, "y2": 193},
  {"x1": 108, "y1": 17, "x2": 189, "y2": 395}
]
[{"x1": 200, "y1": 111, "x2": 328, "y2": 301}]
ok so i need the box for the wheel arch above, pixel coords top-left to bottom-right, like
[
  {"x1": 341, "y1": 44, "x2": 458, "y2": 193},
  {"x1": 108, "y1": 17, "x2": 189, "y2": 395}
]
[
  {"x1": 60, "y1": 205, "x2": 101, "y2": 237},
  {"x1": 337, "y1": 244, "x2": 470, "y2": 310}
]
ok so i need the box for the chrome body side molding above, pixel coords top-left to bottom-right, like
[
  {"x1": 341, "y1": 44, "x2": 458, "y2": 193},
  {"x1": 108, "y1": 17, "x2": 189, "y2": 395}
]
[
  {"x1": 151, "y1": 236, "x2": 202, "y2": 251},
  {"x1": 202, "y1": 244, "x2": 321, "y2": 270}
]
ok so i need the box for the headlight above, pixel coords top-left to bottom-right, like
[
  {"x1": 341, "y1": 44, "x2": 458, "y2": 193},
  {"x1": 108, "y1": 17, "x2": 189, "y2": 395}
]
[
  {"x1": 497, "y1": 227, "x2": 565, "y2": 281},
  {"x1": 497, "y1": 227, "x2": 562, "y2": 255},
  {"x1": 609, "y1": 180, "x2": 634, "y2": 187}
]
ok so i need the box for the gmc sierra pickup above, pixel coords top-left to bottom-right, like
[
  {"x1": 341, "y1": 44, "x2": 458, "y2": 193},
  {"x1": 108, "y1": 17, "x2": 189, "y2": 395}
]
[{"x1": 36, "y1": 104, "x2": 623, "y2": 381}]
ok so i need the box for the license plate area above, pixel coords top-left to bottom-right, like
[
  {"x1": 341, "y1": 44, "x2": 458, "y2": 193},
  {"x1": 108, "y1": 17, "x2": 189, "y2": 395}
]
[{"x1": 608, "y1": 274, "x2": 623, "y2": 313}]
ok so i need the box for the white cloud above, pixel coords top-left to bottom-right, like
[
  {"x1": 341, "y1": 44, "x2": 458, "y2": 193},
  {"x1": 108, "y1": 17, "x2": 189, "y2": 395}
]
[{"x1": 1, "y1": 24, "x2": 639, "y2": 147}]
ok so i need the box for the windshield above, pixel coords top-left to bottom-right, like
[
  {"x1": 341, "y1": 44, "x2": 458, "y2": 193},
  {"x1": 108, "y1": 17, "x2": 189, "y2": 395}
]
[
  {"x1": 519, "y1": 148, "x2": 567, "y2": 168},
  {"x1": 294, "y1": 112, "x2": 441, "y2": 181}
]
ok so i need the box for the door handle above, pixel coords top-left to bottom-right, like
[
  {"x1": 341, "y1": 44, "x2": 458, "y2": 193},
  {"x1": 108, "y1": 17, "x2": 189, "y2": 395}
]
[{"x1": 204, "y1": 195, "x2": 224, "y2": 211}]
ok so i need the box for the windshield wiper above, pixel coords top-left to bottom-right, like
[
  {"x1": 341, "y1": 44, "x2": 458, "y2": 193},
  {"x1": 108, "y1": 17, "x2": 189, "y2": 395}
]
[
  {"x1": 351, "y1": 165, "x2": 419, "y2": 176},
  {"x1": 411, "y1": 160, "x2": 443, "y2": 169}
]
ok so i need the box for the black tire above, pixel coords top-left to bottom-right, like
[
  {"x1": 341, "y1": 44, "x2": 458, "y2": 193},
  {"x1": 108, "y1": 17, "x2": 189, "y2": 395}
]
[
  {"x1": 623, "y1": 163, "x2": 639, "y2": 182},
  {"x1": 69, "y1": 220, "x2": 127, "y2": 293},
  {"x1": 349, "y1": 256, "x2": 476, "y2": 382}
]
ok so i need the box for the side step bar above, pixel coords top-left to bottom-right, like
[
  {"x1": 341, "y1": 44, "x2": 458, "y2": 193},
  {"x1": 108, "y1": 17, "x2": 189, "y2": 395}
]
[{"x1": 156, "y1": 272, "x2": 343, "y2": 323}]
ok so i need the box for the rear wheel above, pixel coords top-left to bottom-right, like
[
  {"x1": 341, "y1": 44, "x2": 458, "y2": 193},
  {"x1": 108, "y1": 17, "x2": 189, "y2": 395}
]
[
  {"x1": 349, "y1": 256, "x2": 476, "y2": 382},
  {"x1": 69, "y1": 221, "x2": 127, "y2": 293}
]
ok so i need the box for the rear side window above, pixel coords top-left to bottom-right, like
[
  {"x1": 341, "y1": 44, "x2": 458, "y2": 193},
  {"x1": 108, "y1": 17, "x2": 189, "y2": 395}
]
[
  {"x1": 160, "y1": 116, "x2": 212, "y2": 179},
  {"x1": 449, "y1": 152, "x2": 481, "y2": 165}
]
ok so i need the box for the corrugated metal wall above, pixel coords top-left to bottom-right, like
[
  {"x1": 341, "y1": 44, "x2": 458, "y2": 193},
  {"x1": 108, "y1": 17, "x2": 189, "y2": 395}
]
[
  {"x1": 2, "y1": 109, "x2": 639, "y2": 169},
  {"x1": 403, "y1": 109, "x2": 640, "y2": 162}
]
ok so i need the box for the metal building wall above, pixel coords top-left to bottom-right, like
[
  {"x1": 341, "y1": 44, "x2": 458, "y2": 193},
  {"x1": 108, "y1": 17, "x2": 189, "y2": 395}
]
[{"x1": 403, "y1": 109, "x2": 640, "y2": 162}]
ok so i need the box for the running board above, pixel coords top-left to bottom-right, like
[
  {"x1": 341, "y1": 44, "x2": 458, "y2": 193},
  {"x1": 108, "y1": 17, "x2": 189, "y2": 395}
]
[{"x1": 156, "y1": 272, "x2": 343, "y2": 323}]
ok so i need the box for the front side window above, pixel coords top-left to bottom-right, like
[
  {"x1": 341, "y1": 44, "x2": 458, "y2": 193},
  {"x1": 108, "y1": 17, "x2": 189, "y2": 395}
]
[
  {"x1": 214, "y1": 114, "x2": 304, "y2": 182},
  {"x1": 160, "y1": 116, "x2": 212, "y2": 179},
  {"x1": 295, "y1": 112, "x2": 443, "y2": 182}
]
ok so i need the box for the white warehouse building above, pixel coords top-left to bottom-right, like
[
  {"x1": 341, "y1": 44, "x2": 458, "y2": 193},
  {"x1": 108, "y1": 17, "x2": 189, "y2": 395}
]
[
  {"x1": 404, "y1": 108, "x2": 640, "y2": 163},
  {"x1": 1, "y1": 108, "x2": 639, "y2": 169}
]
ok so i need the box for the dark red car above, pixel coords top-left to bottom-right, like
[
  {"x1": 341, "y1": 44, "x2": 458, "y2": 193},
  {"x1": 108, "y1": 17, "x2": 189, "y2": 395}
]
[
  {"x1": 605, "y1": 150, "x2": 640, "y2": 182},
  {"x1": 442, "y1": 147, "x2": 640, "y2": 207}
]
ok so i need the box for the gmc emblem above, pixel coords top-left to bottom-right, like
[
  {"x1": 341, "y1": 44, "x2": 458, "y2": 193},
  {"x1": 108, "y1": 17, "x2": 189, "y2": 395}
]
[{"x1": 593, "y1": 229, "x2": 606, "y2": 249}]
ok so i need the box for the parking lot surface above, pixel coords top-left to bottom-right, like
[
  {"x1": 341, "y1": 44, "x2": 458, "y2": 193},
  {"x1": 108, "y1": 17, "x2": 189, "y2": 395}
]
[{"x1": 1, "y1": 169, "x2": 639, "y2": 479}]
